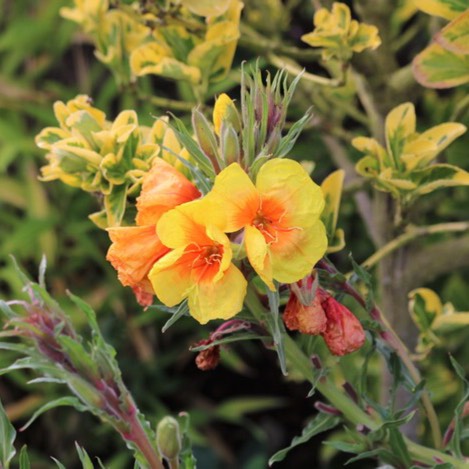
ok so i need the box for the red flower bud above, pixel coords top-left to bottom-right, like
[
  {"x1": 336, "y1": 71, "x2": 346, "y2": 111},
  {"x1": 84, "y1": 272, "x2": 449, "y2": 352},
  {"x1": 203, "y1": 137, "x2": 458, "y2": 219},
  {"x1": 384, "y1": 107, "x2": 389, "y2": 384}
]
[
  {"x1": 318, "y1": 289, "x2": 365, "y2": 356},
  {"x1": 283, "y1": 291, "x2": 327, "y2": 335},
  {"x1": 194, "y1": 339, "x2": 220, "y2": 371}
]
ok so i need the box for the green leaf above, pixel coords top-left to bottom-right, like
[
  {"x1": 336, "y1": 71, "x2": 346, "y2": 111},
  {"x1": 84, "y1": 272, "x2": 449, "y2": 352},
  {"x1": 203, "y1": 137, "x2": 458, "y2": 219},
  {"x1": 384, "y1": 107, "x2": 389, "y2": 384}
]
[
  {"x1": 18, "y1": 445, "x2": 30, "y2": 469},
  {"x1": 0, "y1": 397, "x2": 16, "y2": 469},
  {"x1": 20, "y1": 396, "x2": 87, "y2": 431},
  {"x1": 170, "y1": 115, "x2": 216, "y2": 180},
  {"x1": 104, "y1": 183, "x2": 128, "y2": 227},
  {"x1": 269, "y1": 413, "x2": 341, "y2": 465},
  {"x1": 413, "y1": 42, "x2": 469, "y2": 89},
  {"x1": 436, "y1": 10, "x2": 469, "y2": 54},
  {"x1": 215, "y1": 397, "x2": 284, "y2": 423},
  {"x1": 75, "y1": 443, "x2": 95, "y2": 469},
  {"x1": 161, "y1": 300, "x2": 190, "y2": 333},
  {"x1": 266, "y1": 287, "x2": 287, "y2": 376},
  {"x1": 410, "y1": 163, "x2": 469, "y2": 196},
  {"x1": 414, "y1": 0, "x2": 469, "y2": 20},
  {"x1": 388, "y1": 427, "x2": 412, "y2": 467}
]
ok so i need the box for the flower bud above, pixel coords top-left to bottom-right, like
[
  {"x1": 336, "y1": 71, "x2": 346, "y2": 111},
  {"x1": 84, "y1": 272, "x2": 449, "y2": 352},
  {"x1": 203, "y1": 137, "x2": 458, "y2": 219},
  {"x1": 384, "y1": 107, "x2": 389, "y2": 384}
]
[
  {"x1": 156, "y1": 416, "x2": 182, "y2": 461},
  {"x1": 283, "y1": 292, "x2": 327, "y2": 335},
  {"x1": 194, "y1": 339, "x2": 220, "y2": 371},
  {"x1": 318, "y1": 289, "x2": 366, "y2": 356}
]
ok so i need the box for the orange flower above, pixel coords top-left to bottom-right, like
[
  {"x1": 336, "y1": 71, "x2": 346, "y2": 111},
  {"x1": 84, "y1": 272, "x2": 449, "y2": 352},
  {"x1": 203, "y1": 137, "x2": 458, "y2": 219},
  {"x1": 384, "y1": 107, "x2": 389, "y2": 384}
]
[
  {"x1": 318, "y1": 289, "x2": 366, "y2": 356},
  {"x1": 106, "y1": 158, "x2": 201, "y2": 304},
  {"x1": 206, "y1": 159, "x2": 327, "y2": 290},
  {"x1": 148, "y1": 199, "x2": 247, "y2": 324}
]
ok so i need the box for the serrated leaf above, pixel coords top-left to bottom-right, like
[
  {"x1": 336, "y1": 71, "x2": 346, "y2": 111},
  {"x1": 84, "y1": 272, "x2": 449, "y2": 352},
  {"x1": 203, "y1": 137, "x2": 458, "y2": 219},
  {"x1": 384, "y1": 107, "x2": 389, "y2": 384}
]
[
  {"x1": 0, "y1": 397, "x2": 16, "y2": 469},
  {"x1": 413, "y1": 42, "x2": 469, "y2": 89},
  {"x1": 269, "y1": 413, "x2": 340, "y2": 465}
]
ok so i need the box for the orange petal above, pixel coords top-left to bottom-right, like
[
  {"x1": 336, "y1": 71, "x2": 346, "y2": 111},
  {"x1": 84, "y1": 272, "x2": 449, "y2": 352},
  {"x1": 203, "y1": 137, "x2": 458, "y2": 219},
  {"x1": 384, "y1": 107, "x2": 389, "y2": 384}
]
[
  {"x1": 136, "y1": 158, "x2": 200, "y2": 226},
  {"x1": 107, "y1": 225, "x2": 169, "y2": 288}
]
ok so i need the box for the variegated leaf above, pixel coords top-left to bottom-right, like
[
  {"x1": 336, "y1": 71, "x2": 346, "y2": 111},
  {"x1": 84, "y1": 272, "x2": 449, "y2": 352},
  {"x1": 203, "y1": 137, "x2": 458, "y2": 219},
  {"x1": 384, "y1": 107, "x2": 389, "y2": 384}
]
[
  {"x1": 413, "y1": 0, "x2": 469, "y2": 20},
  {"x1": 436, "y1": 9, "x2": 469, "y2": 54},
  {"x1": 413, "y1": 42, "x2": 469, "y2": 88}
]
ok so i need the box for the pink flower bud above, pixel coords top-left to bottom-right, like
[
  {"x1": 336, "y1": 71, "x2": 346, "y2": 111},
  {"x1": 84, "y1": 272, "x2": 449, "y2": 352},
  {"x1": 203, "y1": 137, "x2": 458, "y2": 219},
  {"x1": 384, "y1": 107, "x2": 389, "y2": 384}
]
[{"x1": 318, "y1": 289, "x2": 365, "y2": 356}]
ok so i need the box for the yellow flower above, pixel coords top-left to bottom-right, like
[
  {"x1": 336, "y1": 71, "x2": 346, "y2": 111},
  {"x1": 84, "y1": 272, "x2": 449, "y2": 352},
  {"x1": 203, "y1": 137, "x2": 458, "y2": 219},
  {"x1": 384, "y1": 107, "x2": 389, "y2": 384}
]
[
  {"x1": 206, "y1": 159, "x2": 327, "y2": 290},
  {"x1": 148, "y1": 200, "x2": 247, "y2": 324}
]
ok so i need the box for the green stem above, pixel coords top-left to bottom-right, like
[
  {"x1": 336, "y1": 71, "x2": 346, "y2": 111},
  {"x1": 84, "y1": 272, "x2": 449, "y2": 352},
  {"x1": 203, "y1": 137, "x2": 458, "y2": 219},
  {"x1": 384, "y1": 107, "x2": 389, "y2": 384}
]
[
  {"x1": 361, "y1": 222, "x2": 469, "y2": 270},
  {"x1": 268, "y1": 53, "x2": 346, "y2": 87},
  {"x1": 239, "y1": 24, "x2": 322, "y2": 62}
]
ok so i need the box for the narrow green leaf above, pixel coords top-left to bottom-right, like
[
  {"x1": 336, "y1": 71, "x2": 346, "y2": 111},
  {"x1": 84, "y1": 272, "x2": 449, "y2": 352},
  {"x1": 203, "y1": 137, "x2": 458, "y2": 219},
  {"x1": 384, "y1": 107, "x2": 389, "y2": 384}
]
[
  {"x1": 266, "y1": 288, "x2": 287, "y2": 376},
  {"x1": 20, "y1": 397, "x2": 87, "y2": 431},
  {"x1": 18, "y1": 445, "x2": 30, "y2": 469},
  {"x1": 0, "y1": 397, "x2": 16, "y2": 469},
  {"x1": 75, "y1": 443, "x2": 95, "y2": 469},
  {"x1": 162, "y1": 300, "x2": 190, "y2": 333},
  {"x1": 269, "y1": 413, "x2": 340, "y2": 465}
]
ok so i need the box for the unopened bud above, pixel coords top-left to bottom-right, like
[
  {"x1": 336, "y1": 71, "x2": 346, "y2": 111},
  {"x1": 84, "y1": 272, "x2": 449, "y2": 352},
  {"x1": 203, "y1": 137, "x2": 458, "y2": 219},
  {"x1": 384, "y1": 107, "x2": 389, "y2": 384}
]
[
  {"x1": 192, "y1": 109, "x2": 220, "y2": 165},
  {"x1": 220, "y1": 123, "x2": 241, "y2": 165},
  {"x1": 156, "y1": 416, "x2": 182, "y2": 461},
  {"x1": 194, "y1": 339, "x2": 220, "y2": 371}
]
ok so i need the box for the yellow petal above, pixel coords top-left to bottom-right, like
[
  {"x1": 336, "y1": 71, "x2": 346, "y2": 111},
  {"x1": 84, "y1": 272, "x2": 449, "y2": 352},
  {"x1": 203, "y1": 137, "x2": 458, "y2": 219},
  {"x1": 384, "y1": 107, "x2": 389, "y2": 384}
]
[
  {"x1": 270, "y1": 220, "x2": 328, "y2": 284},
  {"x1": 148, "y1": 248, "x2": 193, "y2": 307},
  {"x1": 189, "y1": 264, "x2": 247, "y2": 324},
  {"x1": 207, "y1": 163, "x2": 259, "y2": 232},
  {"x1": 245, "y1": 225, "x2": 274, "y2": 290},
  {"x1": 256, "y1": 158, "x2": 324, "y2": 228},
  {"x1": 156, "y1": 198, "x2": 227, "y2": 249}
]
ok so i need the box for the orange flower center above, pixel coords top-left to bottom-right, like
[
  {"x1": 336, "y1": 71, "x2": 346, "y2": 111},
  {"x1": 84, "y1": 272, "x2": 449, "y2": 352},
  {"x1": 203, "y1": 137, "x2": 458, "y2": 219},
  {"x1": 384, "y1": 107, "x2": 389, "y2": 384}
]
[
  {"x1": 185, "y1": 243, "x2": 223, "y2": 282},
  {"x1": 252, "y1": 198, "x2": 301, "y2": 245}
]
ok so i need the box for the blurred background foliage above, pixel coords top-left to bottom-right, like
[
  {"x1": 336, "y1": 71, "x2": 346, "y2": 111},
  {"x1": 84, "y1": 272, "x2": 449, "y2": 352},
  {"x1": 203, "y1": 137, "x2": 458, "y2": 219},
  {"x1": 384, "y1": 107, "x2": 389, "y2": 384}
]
[{"x1": 1, "y1": 0, "x2": 469, "y2": 467}]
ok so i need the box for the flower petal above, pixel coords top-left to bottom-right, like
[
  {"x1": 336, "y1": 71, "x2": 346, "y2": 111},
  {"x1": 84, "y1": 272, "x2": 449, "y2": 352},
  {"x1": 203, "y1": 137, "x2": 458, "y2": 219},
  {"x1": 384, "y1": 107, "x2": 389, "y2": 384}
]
[
  {"x1": 157, "y1": 198, "x2": 227, "y2": 249},
  {"x1": 245, "y1": 225, "x2": 274, "y2": 290},
  {"x1": 136, "y1": 158, "x2": 200, "y2": 226},
  {"x1": 270, "y1": 220, "x2": 327, "y2": 284},
  {"x1": 207, "y1": 163, "x2": 259, "y2": 232},
  {"x1": 188, "y1": 264, "x2": 247, "y2": 324},
  {"x1": 256, "y1": 159, "x2": 324, "y2": 228},
  {"x1": 107, "y1": 225, "x2": 169, "y2": 288},
  {"x1": 148, "y1": 248, "x2": 194, "y2": 307}
]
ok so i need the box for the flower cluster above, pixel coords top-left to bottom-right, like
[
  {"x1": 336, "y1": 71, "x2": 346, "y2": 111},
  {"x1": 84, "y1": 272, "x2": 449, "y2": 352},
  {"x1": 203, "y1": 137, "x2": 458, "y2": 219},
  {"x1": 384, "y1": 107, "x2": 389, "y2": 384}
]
[
  {"x1": 35, "y1": 96, "x2": 191, "y2": 227},
  {"x1": 104, "y1": 72, "x2": 328, "y2": 324},
  {"x1": 61, "y1": 0, "x2": 243, "y2": 87},
  {"x1": 108, "y1": 153, "x2": 327, "y2": 324}
]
